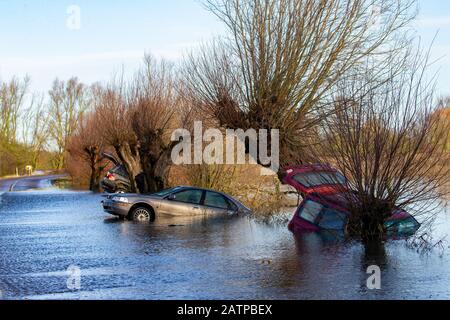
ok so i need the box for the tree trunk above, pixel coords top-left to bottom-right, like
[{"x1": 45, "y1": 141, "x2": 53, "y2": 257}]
[
  {"x1": 54, "y1": 151, "x2": 65, "y2": 171},
  {"x1": 88, "y1": 156, "x2": 99, "y2": 192},
  {"x1": 360, "y1": 213, "x2": 386, "y2": 243},
  {"x1": 140, "y1": 159, "x2": 162, "y2": 194},
  {"x1": 347, "y1": 200, "x2": 391, "y2": 243},
  {"x1": 114, "y1": 143, "x2": 142, "y2": 193},
  {"x1": 89, "y1": 161, "x2": 96, "y2": 192},
  {"x1": 140, "y1": 148, "x2": 173, "y2": 193}
]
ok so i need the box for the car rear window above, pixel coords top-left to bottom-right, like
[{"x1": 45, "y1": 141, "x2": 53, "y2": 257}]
[
  {"x1": 299, "y1": 200, "x2": 323, "y2": 223},
  {"x1": 293, "y1": 171, "x2": 346, "y2": 188},
  {"x1": 111, "y1": 165, "x2": 128, "y2": 177}
]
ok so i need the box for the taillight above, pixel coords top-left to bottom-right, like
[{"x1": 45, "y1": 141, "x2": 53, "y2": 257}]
[{"x1": 107, "y1": 172, "x2": 115, "y2": 181}]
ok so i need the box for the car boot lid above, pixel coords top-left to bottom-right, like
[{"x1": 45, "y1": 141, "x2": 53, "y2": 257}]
[{"x1": 283, "y1": 164, "x2": 349, "y2": 196}]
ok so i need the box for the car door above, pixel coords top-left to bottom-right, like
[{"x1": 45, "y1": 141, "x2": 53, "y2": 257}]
[
  {"x1": 157, "y1": 189, "x2": 204, "y2": 216},
  {"x1": 202, "y1": 191, "x2": 237, "y2": 215}
]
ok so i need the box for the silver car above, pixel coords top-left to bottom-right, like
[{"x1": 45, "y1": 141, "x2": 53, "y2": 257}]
[{"x1": 102, "y1": 186, "x2": 252, "y2": 222}]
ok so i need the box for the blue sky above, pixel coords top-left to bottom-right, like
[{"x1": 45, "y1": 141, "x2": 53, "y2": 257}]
[{"x1": 0, "y1": 0, "x2": 449, "y2": 96}]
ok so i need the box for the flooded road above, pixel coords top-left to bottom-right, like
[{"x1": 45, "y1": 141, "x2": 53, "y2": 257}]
[
  {"x1": 0, "y1": 178, "x2": 450, "y2": 300},
  {"x1": 0, "y1": 174, "x2": 68, "y2": 192}
]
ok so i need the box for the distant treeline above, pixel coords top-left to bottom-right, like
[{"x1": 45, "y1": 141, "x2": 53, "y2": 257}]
[{"x1": 0, "y1": 76, "x2": 80, "y2": 177}]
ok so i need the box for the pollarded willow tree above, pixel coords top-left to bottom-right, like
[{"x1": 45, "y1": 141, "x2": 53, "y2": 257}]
[
  {"x1": 309, "y1": 48, "x2": 450, "y2": 242},
  {"x1": 94, "y1": 56, "x2": 190, "y2": 193},
  {"x1": 128, "y1": 56, "x2": 186, "y2": 193},
  {"x1": 184, "y1": 0, "x2": 417, "y2": 175},
  {"x1": 67, "y1": 108, "x2": 106, "y2": 192}
]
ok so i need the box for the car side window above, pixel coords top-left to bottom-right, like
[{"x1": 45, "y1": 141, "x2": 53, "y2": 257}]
[
  {"x1": 386, "y1": 216, "x2": 420, "y2": 236},
  {"x1": 204, "y1": 192, "x2": 231, "y2": 210},
  {"x1": 397, "y1": 217, "x2": 420, "y2": 233},
  {"x1": 172, "y1": 190, "x2": 203, "y2": 205},
  {"x1": 318, "y1": 208, "x2": 347, "y2": 230}
]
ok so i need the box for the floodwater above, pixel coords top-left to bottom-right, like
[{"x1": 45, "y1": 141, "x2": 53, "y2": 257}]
[{"x1": 0, "y1": 177, "x2": 450, "y2": 300}]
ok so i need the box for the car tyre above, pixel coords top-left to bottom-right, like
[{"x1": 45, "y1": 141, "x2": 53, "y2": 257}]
[{"x1": 130, "y1": 206, "x2": 155, "y2": 223}]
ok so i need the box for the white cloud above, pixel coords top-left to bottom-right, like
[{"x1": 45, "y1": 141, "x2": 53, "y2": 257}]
[
  {"x1": 0, "y1": 50, "x2": 146, "y2": 70},
  {"x1": 416, "y1": 16, "x2": 450, "y2": 28}
]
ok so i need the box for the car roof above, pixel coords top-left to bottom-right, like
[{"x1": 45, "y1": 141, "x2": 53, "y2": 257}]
[
  {"x1": 173, "y1": 186, "x2": 250, "y2": 210},
  {"x1": 169, "y1": 186, "x2": 235, "y2": 200},
  {"x1": 284, "y1": 163, "x2": 339, "y2": 174},
  {"x1": 174, "y1": 185, "x2": 228, "y2": 194}
]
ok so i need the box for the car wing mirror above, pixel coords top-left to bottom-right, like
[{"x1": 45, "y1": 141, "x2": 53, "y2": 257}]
[{"x1": 167, "y1": 194, "x2": 176, "y2": 200}]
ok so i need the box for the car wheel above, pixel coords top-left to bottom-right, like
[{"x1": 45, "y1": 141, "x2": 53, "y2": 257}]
[{"x1": 130, "y1": 207, "x2": 154, "y2": 222}]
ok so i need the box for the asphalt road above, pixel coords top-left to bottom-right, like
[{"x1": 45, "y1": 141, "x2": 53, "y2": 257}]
[{"x1": 0, "y1": 175, "x2": 67, "y2": 192}]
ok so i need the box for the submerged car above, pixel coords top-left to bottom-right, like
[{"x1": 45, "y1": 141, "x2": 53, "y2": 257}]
[
  {"x1": 102, "y1": 186, "x2": 252, "y2": 222},
  {"x1": 100, "y1": 153, "x2": 131, "y2": 193},
  {"x1": 282, "y1": 164, "x2": 420, "y2": 237}
]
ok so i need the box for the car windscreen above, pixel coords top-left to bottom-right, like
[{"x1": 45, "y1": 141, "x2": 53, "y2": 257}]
[
  {"x1": 150, "y1": 187, "x2": 184, "y2": 197},
  {"x1": 293, "y1": 171, "x2": 346, "y2": 188}
]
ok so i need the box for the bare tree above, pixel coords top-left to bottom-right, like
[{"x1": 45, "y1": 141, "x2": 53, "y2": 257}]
[
  {"x1": 95, "y1": 56, "x2": 186, "y2": 193},
  {"x1": 21, "y1": 94, "x2": 51, "y2": 169},
  {"x1": 129, "y1": 55, "x2": 186, "y2": 192},
  {"x1": 94, "y1": 76, "x2": 143, "y2": 192},
  {"x1": 0, "y1": 77, "x2": 35, "y2": 176},
  {"x1": 435, "y1": 97, "x2": 450, "y2": 151},
  {"x1": 185, "y1": 0, "x2": 417, "y2": 175},
  {"x1": 67, "y1": 109, "x2": 106, "y2": 192},
  {"x1": 0, "y1": 77, "x2": 30, "y2": 144},
  {"x1": 309, "y1": 49, "x2": 450, "y2": 242},
  {"x1": 48, "y1": 78, "x2": 88, "y2": 170}
]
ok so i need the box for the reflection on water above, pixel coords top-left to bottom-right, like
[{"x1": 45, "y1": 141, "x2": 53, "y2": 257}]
[{"x1": 0, "y1": 191, "x2": 449, "y2": 300}]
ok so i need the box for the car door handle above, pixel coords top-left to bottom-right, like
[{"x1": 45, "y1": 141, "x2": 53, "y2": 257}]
[{"x1": 193, "y1": 206, "x2": 200, "y2": 209}]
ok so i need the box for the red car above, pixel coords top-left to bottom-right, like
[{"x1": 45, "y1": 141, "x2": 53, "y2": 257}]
[{"x1": 283, "y1": 164, "x2": 420, "y2": 237}]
